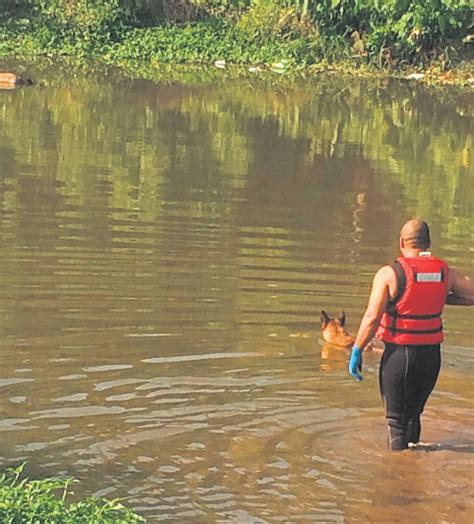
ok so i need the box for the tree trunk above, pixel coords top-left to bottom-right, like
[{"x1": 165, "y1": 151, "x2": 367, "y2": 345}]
[{"x1": 121, "y1": 0, "x2": 199, "y2": 24}]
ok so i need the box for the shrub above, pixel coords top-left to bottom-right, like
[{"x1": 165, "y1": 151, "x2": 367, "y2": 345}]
[
  {"x1": 0, "y1": 0, "x2": 471, "y2": 69},
  {"x1": 304, "y1": 0, "x2": 472, "y2": 64},
  {"x1": 29, "y1": 0, "x2": 134, "y2": 38},
  {"x1": 0, "y1": 464, "x2": 146, "y2": 524}
]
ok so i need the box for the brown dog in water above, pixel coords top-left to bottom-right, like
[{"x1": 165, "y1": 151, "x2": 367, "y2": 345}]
[
  {"x1": 0, "y1": 72, "x2": 34, "y2": 90},
  {"x1": 320, "y1": 310, "x2": 382, "y2": 352},
  {"x1": 320, "y1": 310, "x2": 355, "y2": 348}
]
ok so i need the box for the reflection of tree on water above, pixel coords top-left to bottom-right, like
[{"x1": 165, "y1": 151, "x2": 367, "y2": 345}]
[
  {"x1": 351, "y1": 191, "x2": 366, "y2": 244},
  {"x1": 0, "y1": 75, "x2": 471, "y2": 341},
  {"x1": 0, "y1": 75, "x2": 471, "y2": 235}
]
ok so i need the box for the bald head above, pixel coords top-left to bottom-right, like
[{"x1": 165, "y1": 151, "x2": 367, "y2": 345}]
[{"x1": 400, "y1": 219, "x2": 431, "y2": 250}]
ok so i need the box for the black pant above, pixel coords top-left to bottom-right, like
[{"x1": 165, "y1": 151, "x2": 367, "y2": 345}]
[{"x1": 379, "y1": 343, "x2": 441, "y2": 451}]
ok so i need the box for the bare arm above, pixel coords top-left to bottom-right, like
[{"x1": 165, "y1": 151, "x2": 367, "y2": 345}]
[
  {"x1": 446, "y1": 268, "x2": 474, "y2": 306},
  {"x1": 354, "y1": 266, "x2": 392, "y2": 350}
]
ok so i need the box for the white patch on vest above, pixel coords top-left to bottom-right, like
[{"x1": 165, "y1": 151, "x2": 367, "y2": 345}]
[{"x1": 416, "y1": 272, "x2": 442, "y2": 282}]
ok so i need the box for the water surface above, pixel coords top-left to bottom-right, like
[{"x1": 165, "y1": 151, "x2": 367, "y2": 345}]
[{"x1": 0, "y1": 69, "x2": 473, "y2": 522}]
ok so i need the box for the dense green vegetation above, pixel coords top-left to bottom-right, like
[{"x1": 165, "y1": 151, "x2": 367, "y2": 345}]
[
  {"x1": 0, "y1": 1, "x2": 472, "y2": 77},
  {"x1": 0, "y1": 464, "x2": 146, "y2": 523}
]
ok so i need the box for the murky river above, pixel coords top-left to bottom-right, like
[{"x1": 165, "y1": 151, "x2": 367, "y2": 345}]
[{"x1": 0, "y1": 67, "x2": 473, "y2": 522}]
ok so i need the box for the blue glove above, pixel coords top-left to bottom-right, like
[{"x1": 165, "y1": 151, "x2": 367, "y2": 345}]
[{"x1": 349, "y1": 345, "x2": 363, "y2": 381}]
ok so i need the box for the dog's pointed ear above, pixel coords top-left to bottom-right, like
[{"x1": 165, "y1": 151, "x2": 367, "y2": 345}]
[
  {"x1": 337, "y1": 311, "x2": 346, "y2": 326},
  {"x1": 320, "y1": 310, "x2": 330, "y2": 325}
]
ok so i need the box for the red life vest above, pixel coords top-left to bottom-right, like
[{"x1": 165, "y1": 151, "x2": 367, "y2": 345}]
[{"x1": 376, "y1": 254, "x2": 449, "y2": 345}]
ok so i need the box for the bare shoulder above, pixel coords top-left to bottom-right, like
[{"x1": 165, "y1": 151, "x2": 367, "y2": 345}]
[
  {"x1": 371, "y1": 265, "x2": 397, "y2": 300},
  {"x1": 374, "y1": 265, "x2": 396, "y2": 284}
]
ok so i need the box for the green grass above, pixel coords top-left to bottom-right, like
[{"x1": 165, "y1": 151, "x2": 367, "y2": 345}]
[{"x1": 0, "y1": 464, "x2": 146, "y2": 523}]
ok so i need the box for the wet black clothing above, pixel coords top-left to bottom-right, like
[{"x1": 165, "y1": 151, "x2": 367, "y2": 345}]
[{"x1": 379, "y1": 343, "x2": 441, "y2": 450}]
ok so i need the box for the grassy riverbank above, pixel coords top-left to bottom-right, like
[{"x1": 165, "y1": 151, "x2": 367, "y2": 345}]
[
  {"x1": 0, "y1": 464, "x2": 145, "y2": 523},
  {"x1": 0, "y1": 1, "x2": 472, "y2": 87}
]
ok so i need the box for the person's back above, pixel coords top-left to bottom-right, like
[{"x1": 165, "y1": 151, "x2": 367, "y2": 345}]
[
  {"x1": 376, "y1": 252, "x2": 448, "y2": 346},
  {"x1": 348, "y1": 219, "x2": 474, "y2": 450}
]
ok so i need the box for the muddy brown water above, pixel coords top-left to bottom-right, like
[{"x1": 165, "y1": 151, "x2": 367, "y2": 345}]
[{"x1": 0, "y1": 70, "x2": 473, "y2": 522}]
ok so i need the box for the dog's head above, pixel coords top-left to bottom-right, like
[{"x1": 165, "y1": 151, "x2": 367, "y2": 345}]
[{"x1": 320, "y1": 310, "x2": 355, "y2": 347}]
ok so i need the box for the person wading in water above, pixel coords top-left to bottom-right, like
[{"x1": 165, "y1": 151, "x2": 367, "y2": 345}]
[{"x1": 348, "y1": 219, "x2": 474, "y2": 450}]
